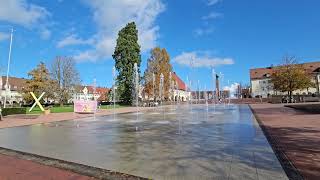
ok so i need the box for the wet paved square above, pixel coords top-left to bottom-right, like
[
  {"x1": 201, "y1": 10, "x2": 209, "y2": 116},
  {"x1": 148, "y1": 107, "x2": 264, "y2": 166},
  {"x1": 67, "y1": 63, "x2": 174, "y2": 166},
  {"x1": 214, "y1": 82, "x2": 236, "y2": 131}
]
[{"x1": 0, "y1": 105, "x2": 288, "y2": 179}]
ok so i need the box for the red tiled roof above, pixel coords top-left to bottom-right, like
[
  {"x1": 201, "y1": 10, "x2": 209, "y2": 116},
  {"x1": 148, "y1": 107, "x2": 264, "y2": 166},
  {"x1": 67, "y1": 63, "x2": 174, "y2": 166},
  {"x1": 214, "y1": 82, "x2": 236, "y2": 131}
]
[
  {"x1": 249, "y1": 68, "x2": 274, "y2": 80},
  {"x1": 1, "y1": 76, "x2": 27, "y2": 91},
  {"x1": 172, "y1": 72, "x2": 187, "y2": 91},
  {"x1": 0, "y1": 76, "x2": 111, "y2": 101},
  {"x1": 82, "y1": 86, "x2": 110, "y2": 101},
  {"x1": 250, "y1": 61, "x2": 320, "y2": 80}
]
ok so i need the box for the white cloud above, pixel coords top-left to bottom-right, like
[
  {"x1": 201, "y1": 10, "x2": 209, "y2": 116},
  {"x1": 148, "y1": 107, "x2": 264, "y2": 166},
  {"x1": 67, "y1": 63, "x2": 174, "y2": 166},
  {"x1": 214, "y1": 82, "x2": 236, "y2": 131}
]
[
  {"x1": 0, "y1": 32, "x2": 10, "y2": 41},
  {"x1": 73, "y1": 0, "x2": 165, "y2": 62},
  {"x1": 202, "y1": 12, "x2": 222, "y2": 20},
  {"x1": 72, "y1": 36, "x2": 115, "y2": 62},
  {"x1": 0, "y1": 0, "x2": 51, "y2": 40},
  {"x1": 40, "y1": 28, "x2": 51, "y2": 40},
  {"x1": 57, "y1": 34, "x2": 94, "y2": 48},
  {"x1": 207, "y1": 0, "x2": 221, "y2": 6},
  {"x1": 0, "y1": 0, "x2": 49, "y2": 27},
  {"x1": 194, "y1": 27, "x2": 214, "y2": 37},
  {"x1": 173, "y1": 51, "x2": 234, "y2": 68},
  {"x1": 73, "y1": 51, "x2": 97, "y2": 62},
  {"x1": 195, "y1": 2, "x2": 222, "y2": 37},
  {"x1": 223, "y1": 82, "x2": 239, "y2": 97}
]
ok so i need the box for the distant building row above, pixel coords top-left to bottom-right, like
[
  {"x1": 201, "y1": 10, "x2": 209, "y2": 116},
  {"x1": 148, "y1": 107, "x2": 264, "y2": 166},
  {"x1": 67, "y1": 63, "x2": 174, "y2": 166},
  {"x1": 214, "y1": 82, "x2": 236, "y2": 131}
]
[
  {"x1": 0, "y1": 76, "x2": 110, "y2": 106},
  {"x1": 250, "y1": 61, "x2": 320, "y2": 98},
  {"x1": 0, "y1": 72, "x2": 191, "y2": 105}
]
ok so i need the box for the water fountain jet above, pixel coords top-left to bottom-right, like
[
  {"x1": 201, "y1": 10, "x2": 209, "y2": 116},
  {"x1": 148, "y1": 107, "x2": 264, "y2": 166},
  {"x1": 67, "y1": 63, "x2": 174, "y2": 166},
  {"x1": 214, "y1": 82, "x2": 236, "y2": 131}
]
[
  {"x1": 205, "y1": 85, "x2": 209, "y2": 112},
  {"x1": 159, "y1": 73, "x2": 164, "y2": 120},
  {"x1": 133, "y1": 63, "x2": 139, "y2": 131},
  {"x1": 152, "y1": 73, "x2": 155, "y2": 108},
  {"x1": 112, "y1": 66, "x2": 116, "y2": 121}
]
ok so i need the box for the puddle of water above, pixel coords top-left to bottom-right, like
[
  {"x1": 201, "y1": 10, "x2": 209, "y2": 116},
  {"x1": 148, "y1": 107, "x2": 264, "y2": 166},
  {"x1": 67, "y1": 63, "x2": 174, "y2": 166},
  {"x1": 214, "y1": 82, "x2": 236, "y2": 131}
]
[{"x1": 0, "y1": 104, "x2": 287, "y2": 180}]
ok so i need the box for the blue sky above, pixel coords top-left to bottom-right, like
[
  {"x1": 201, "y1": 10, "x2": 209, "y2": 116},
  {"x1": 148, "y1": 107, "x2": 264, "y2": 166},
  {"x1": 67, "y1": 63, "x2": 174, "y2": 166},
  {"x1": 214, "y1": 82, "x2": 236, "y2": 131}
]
[{"x1": 0, "y1": 0, "x2": 320, "y2": 91}]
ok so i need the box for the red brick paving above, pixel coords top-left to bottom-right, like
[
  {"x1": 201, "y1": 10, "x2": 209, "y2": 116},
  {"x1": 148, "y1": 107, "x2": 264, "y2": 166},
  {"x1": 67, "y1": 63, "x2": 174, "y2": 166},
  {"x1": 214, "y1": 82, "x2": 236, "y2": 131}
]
[
  {"x1": 0, "y1": 153, "x2": 94, "y2": 180},
  {"x1": 251, "y1": 103, "x2": 320, "y2": 180}
]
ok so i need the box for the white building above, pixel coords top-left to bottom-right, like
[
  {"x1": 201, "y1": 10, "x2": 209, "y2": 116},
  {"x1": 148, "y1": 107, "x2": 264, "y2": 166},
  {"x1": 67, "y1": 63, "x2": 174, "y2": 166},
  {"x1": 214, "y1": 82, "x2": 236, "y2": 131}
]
[
  {"x1": 71, "y1": 86, "x2": 109, "y2": 102},
  {"x1": 250, "y1": 62, "x2": 320, "y2": 98},
  {"x1": 0, "y1": 76, "x2": 26, "y2": 105},
  {"x1": 172, "y1": 72, "x2": 191, "y2": 101},
  {"x1": 141, "y1": 72, "x2": 191, "y2": 102},
  {"x1": 0, "y1": 76, "x2": 110, "y2": 105}
]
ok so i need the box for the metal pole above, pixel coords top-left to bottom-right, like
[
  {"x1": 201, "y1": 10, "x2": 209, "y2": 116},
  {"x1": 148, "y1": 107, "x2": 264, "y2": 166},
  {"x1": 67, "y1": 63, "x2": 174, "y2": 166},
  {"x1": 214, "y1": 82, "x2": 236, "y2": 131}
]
[{"x1": 4, "y1": 28, "x2": 13, "y2": 108}]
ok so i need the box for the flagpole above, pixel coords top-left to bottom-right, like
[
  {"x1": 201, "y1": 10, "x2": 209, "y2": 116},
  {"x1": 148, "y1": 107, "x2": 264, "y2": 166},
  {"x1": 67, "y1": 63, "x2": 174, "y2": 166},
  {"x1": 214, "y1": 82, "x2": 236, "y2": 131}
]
[{"x1": 4, "y1": 28, "x2": 13, "y2": 108}]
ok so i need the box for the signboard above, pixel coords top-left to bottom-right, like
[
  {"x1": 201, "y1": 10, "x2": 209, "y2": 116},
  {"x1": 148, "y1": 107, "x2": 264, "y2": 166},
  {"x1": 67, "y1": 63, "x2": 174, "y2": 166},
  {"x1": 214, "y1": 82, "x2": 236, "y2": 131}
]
[{"x1": 74, "y1": 100, "x2": 97, "y2": 113}]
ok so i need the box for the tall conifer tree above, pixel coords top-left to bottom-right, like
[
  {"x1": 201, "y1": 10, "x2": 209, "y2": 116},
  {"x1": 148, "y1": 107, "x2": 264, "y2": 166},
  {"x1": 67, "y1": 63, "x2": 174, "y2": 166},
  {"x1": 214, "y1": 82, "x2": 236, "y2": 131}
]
[{"x1": 113, "y1": 22, "x2": 141, "y2": 104}]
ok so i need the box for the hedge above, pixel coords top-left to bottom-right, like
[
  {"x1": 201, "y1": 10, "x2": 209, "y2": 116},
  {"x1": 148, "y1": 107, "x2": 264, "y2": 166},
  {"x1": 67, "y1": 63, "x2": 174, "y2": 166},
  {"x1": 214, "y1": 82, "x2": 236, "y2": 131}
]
[{"x1": 2, "y1": 107, "x2": 27, "y2": 116}]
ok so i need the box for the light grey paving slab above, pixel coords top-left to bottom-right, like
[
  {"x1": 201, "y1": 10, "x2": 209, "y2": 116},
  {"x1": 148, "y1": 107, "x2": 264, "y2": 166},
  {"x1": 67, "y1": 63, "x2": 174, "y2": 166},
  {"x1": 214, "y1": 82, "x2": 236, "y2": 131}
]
[
  {"x1": 257, "y1": 168, "x2": 289, "y2": 180},
  {"x1": 228, "y1": 162, "x2": 258, "y2": 180}
]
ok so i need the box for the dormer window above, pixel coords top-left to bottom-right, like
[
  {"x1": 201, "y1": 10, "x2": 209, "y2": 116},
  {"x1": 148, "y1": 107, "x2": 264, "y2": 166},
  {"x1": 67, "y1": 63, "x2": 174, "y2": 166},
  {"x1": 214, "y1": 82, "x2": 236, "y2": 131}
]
[{"x1": 263, "y1": 73, "x2": 271, "y2": 78}]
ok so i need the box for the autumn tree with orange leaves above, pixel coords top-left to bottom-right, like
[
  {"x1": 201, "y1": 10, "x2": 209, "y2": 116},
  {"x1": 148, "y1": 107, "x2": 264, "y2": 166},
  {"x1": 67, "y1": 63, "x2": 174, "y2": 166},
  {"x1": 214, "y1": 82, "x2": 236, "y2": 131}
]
[{"x1": 143, "y1": 47, "x2": 173, "y2": 101}]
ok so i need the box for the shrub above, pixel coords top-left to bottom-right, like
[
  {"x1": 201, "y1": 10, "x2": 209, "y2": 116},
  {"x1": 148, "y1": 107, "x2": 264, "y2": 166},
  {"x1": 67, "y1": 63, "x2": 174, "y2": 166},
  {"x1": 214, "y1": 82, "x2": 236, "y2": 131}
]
[{"x1": 2, "y1": 107, "x2": 27, "y2": 116}]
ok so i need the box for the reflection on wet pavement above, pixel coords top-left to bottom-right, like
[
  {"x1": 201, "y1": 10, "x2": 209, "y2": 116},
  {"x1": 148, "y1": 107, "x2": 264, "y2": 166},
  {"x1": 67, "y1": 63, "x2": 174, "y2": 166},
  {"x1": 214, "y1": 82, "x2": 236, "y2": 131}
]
[{"x1": 0, "y1": 104, "x2": 288, "y2": 180}]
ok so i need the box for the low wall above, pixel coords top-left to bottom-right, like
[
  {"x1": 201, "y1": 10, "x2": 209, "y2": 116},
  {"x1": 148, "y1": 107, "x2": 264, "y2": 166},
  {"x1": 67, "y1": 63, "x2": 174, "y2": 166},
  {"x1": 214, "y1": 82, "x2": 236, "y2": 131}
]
[
  {"x1": 269, "y1": 95, "x2": 320, "y2": 104},
  {"x1": 285, "y1": 104, "x2": 320, "y2": 114}
]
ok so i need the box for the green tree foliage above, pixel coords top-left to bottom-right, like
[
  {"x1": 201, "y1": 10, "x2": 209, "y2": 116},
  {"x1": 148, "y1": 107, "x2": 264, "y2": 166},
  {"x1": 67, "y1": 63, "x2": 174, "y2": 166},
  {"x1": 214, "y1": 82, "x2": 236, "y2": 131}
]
[
  {"x1": 271, "y1": 56, "x2": 314, "y2": 101},
  {"x1": 23, "y1": 62, "x2": 54, "y2": 104},
  {"x1": 143, "y1": 47, "x2": 172, "y2": 100},
  {"x1": 112, "y1": 22, "x2": 141, "y2": 104}
]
